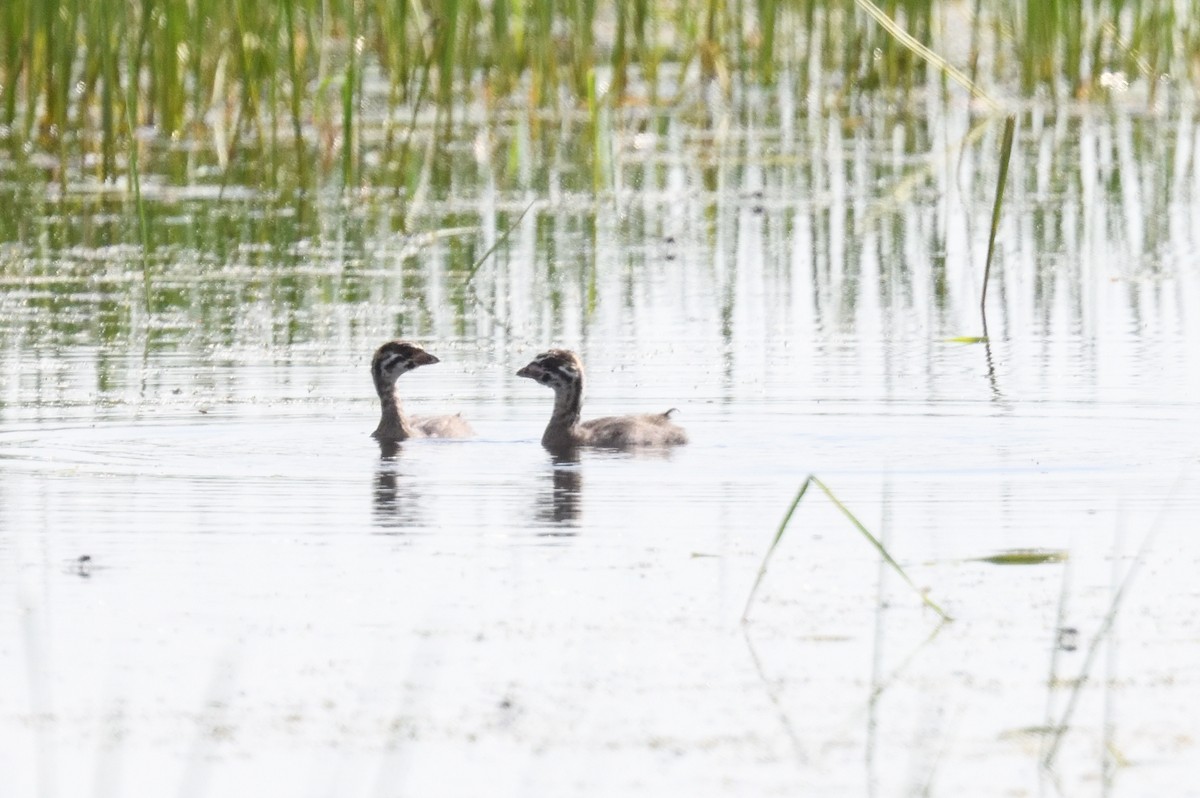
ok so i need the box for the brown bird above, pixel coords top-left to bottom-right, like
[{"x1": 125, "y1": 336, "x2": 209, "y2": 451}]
[
  {"x1": 516, "y1": 348, "x2": 687, "y2": 449},
  {"x1": 370, "y1": 341, "x2": 474, "y2": 441}
]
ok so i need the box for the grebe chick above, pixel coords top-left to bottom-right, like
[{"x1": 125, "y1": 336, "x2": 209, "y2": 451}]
[
  {"x1": 371, "y1": 341, "x2": 474, "y2": 441},
  {"x1": 516, "y1": 349, "x2": 687, "y2": 449}
]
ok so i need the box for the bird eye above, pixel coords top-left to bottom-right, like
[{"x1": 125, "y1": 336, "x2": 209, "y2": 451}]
[{"x1": 539, "y1": 373, "x2": 553, "y2": 384}]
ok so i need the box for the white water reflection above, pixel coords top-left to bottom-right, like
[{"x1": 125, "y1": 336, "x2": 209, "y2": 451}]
[{"x1": 2, "y1": 86, "x2": 1200, "y2": 795}]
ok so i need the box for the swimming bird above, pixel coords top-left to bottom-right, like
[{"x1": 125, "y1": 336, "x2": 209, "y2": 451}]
[
  {"x1": 371, "y1": 341, "x2": 474, "y2": 441},
  {"x1": 516, "y1": 348, "x2": 687, "y2": 449}
]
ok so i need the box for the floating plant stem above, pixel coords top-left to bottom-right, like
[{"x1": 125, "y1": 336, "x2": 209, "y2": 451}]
[{"x1": 742, "y1": 476, "x2": 951, "y2": 623}]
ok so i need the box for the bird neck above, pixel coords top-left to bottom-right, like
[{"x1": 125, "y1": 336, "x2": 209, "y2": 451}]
[
  {"x1": 545, "y1": 379, "x2": 584, "y2": 440},
  {"x1": 375, "y1": 383, "x2": 416, "y2": 440}
]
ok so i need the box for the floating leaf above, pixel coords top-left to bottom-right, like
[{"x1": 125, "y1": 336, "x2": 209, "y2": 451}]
[
  {"x1": 999, "y1": 725, "x2": 1062, "y2": 739},
  {"x1": 977, "y1": 549, "x2": 1067, "y2": 565},
  {"x1": 944, "y1": 336, "x2": 989, "y2": 344}
]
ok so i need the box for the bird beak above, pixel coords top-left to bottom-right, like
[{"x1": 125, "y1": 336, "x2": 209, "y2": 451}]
[
  {"x1": 516, "y1": 363, "x2": 540, "y2": 380},
  {"x1": 413, "y1": 351, "x2": 440, "y2": 367}
]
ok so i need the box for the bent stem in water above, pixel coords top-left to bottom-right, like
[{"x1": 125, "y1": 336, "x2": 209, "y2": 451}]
[{"x1": 741, "y1": 475, "x2": 951, "y2": 623}]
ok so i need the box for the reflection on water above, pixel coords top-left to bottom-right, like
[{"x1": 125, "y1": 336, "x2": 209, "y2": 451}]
[
  {"x1": 1, "y1": 74, "x2": 1199, "y2": 797},
  {"x1": 536, "y1": 449, "x2": 583, "y2": 530},
  {"x1": 1, "y1": 86, "x2": 1197, "y2": 366},
  {"x1": 372, "y1": 439, "x2": 423, "y2": 531},
  {"x1": 372, "y1": 440, "x2": 585, "y2": 533}
]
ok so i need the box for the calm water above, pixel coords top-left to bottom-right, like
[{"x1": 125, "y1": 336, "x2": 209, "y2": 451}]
[{"x1": 2, "y1": 82, "x2": 1200, "y2": 796}]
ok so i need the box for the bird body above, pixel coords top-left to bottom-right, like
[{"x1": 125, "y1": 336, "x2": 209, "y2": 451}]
[
  {"x1": 371, "y1": 341, "x2": 474, "y2": 442},
  {"x1": 516, "y1": 349, "x2": 687, "y2": 449},
  {"x1": 575, "y1": 411, "x2": 687, "y2": 448}
]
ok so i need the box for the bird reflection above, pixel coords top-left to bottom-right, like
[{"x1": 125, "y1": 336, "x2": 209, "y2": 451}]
[
  {"x1": 372, "y1": 439, "x2": 423, "y2": 530},
  {"x1": 536, "y1": 445, "x2": 583, "y2": 530}
]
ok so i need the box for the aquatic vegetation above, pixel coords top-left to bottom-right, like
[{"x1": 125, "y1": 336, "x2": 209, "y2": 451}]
[
  {"x1": 0, "y1": 1, "x2": 1194, "y2": 184},
  {"x1": 1041, "y1": 473, "x2": 1188, "y2": 766},
  {"x1": 976, "y1": 549, "x2": 1067, "y2": 565},
  {"x1": 742, "y1": 475, "x2": 951, "y2": 623},
  {"x1": 980, "y1": 113, "x2": 1015, "y2": 332}
]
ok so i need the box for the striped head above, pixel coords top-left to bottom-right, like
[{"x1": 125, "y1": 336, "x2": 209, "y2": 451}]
[
  {"x1": 516, "y1": 349, "x2": 584, "y2": 392},
  {"x1": 371, "y1": 340, "x2": 440, "y2": 392}
]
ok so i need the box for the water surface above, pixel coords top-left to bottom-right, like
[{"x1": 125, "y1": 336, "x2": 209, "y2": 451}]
[{"x1": 2, "y1": 84, "x2": 1199, "y2": 796}]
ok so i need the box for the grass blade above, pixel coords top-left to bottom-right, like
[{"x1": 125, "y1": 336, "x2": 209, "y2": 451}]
[
  {"x1": 853, "y1": 0, "x2": 1001, "y2": 112},
  {"x1": 742, "y1": 476, "x2": 951, "y2": 623},
  {"x1": 741, "y1": 478, "x2": 810, "y2": 622},
  {"x1": 461, "y1": 197, "x2": 538, "y2": 286},
  {"x1": 125, "y1": 7, "x2": 152, "y2": 314},
  {"x1": 980, "y1": 114, "x2": 1016, "y2": 329}
]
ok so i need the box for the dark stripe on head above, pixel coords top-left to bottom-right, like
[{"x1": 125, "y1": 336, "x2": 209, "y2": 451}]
[
  {"x1": 372, "y1": 341, "x2": 426, "y2": 383},
  {"x1": 378, "y1": 353, "x2": 408, "y2": 373},
  {"x1": 535, "y1": 350, "x2": 581, "y2": 379}
]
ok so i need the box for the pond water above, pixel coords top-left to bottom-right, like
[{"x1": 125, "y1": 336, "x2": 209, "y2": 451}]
[{"x1": 2, "y1": 83, "x2": 1200, "y2": 796}]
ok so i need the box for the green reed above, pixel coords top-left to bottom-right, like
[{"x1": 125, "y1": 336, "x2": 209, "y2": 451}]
[
  {"x1": 125, "y1": 17, "x2": 151, "y2": 313},
  {"x1": 342, "y1": 0, "x2": 359, "y2": 188},
  {"x1": 282, "y1": 0, "x2": 308, "y2": 189},
  {"x1": 0, "y1": 0, "x2": 1196, "y2": 185},
  {"x1": 980, "y1": 113, "x2": 1015, "y2": 334}
]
